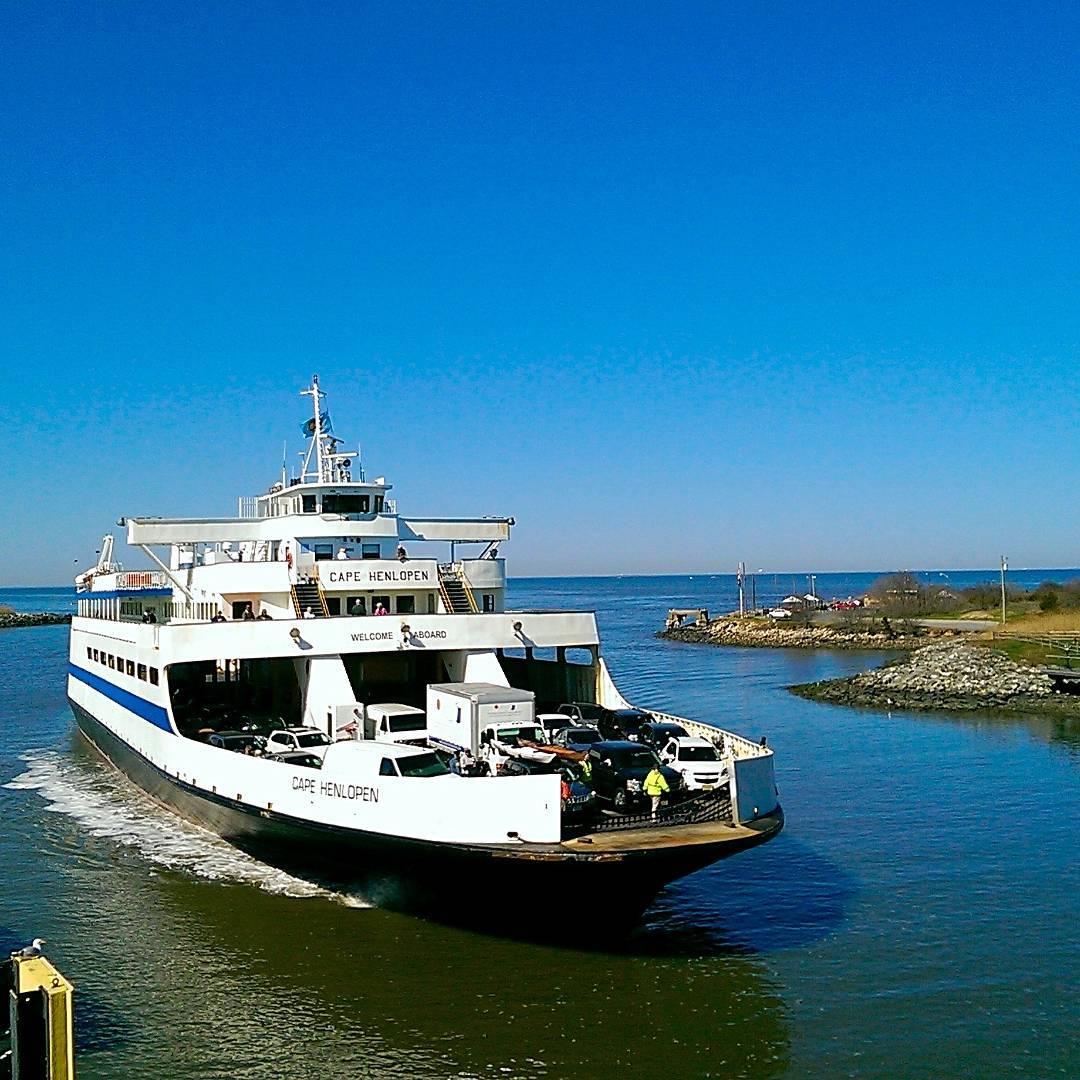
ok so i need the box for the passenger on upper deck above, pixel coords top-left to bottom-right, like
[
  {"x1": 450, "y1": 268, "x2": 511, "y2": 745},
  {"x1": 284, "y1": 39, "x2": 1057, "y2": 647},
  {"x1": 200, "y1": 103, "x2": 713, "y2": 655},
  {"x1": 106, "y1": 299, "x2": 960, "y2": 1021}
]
[
  {"x1": 350, "y1": 598, "x2": 366, "y2": 616},
  {"x1": 336, "y1": 547, "x2": 348, "y2": 560},
  {"x1": 211, "y1": 611, "x2": 226, "y2": 623},
  {"x1": 397, "y1": 546, "x2": 408, "y2": 562},
  {"x1": 257, "y1": 609, "x2": 272, "y2": 620},
  {"x1": 373, "y1": 602, "x2": 388, "y2": 616}
]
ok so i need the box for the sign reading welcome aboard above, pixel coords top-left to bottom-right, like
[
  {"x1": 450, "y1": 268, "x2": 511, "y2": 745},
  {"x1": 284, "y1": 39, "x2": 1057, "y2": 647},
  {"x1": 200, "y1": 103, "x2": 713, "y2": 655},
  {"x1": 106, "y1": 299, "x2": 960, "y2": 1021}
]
[{"x1": 319, "y1": 560, "x2": 438, "y2": 590}]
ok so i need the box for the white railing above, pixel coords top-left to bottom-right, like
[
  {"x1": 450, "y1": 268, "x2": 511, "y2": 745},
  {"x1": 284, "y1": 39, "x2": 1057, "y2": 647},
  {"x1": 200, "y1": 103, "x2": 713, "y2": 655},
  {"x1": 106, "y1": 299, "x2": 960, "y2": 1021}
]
[
  {"x1": 116, "y1": 571, "x2": 170, "y2": 590},
  {"x1": 238, "y1": 496, "x2": 262, "y2": 518}
]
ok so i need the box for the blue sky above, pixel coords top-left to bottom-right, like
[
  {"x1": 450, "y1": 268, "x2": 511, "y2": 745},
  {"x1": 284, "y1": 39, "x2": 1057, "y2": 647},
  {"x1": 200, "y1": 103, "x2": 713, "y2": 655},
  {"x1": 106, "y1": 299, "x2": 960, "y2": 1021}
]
[{"x1": 1, "y1": 2, "x2": 1078, "y2": 584}]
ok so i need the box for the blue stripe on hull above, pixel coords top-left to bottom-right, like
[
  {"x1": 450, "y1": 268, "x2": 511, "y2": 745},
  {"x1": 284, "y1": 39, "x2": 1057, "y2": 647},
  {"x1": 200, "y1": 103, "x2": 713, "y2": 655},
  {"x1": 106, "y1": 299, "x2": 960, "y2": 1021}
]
[{"x1": 67, "y1": 662, "x2": 173, "y2": 732}]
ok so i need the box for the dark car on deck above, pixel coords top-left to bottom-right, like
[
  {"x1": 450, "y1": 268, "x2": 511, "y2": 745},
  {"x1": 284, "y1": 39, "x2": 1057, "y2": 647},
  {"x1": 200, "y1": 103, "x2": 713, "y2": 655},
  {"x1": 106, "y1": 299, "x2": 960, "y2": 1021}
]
[
  {"x1": 553, "y1": 726, "x2": 605, "y2": 753},
  {"x1": 555, "y1": 703, "x2": 655, "y2": 742},
  {"x1": 207, "y1": 731, "x2": 267, "y2": 754},
  {"x1": 501, "y1": 757, "x2": 598, "y2": 824},
  {"x1": 596, "y1": 708, "x2": 653, "y2": 742},
  {"x1": 585, "y1": 740, "x2": 682, "y2": 812},
  {"x1": 556, "y1": 702, "x2": 610, "y2": 726},
  {"x1": 637, "y1": 720, "x2": 690, "y2": 751},
  {"x1": 265, "y1": 751, "x2": 323, "y2": 769}
]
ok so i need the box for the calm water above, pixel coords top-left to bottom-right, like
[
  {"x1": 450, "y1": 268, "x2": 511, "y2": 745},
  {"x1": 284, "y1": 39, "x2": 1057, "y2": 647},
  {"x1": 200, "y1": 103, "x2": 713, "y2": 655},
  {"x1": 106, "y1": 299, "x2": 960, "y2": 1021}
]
[{"x1": 1, "y1": 577, "x2": 1077, "y2": 1078}]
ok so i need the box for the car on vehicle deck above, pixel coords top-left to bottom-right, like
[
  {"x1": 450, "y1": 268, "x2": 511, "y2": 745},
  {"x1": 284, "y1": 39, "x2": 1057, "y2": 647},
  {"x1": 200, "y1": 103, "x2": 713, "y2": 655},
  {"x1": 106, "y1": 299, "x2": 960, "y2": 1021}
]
[
  {"x1": 207, "y1": 731, "x2": 267, "y2": 754},
  {"x1": 658, "y1": 736, "x2": 728, "y2": 792},
  {"x1": 264, "y1": 726, "x2": 333, "y2": 758},
  {"x1": 502, "y1": 757, "x2": 598, "y2": 825},
  {"x1": 265, "y1": 751, "x2": 324, "y2": 769},
  {"x1": 596, "y1": 708, "x2": 654, "y2": 742},
  {"x1": 584, "y1": 740, "x2": 682, "y2": 812},
  {"x1": 637, "y1": 719, "x2": 689, "y2": 751},
  {"x1": 536, "y1": 712, "x2": 575, "y2": 740},
  {"x1": 552, "y1": 725, "x2": 604, "y2": 753}
]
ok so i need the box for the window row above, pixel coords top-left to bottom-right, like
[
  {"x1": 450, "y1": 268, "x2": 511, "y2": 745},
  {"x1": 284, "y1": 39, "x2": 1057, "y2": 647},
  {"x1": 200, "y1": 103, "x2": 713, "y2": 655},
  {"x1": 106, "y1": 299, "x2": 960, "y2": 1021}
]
[{"x1": 86, "y1": 646, "x2": 159, "y2": 685}]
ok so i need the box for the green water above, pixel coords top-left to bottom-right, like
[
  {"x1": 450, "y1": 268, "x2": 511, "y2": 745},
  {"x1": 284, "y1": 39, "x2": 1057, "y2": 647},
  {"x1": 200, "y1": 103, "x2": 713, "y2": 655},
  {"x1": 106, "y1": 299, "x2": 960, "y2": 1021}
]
[{"x1": 1, "y1": 579, "x2": 1077, "y2": 1077}]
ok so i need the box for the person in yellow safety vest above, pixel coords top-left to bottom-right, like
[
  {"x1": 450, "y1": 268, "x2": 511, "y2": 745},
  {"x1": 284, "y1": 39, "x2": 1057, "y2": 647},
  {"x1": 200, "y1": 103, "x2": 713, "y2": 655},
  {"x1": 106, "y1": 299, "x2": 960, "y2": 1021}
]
[
  {"x1": 644, "y1": 764, "x2": 670, "y2": 817},
  {"x1": 579, "y1": 757, "x2": 592, "y2": 784}
]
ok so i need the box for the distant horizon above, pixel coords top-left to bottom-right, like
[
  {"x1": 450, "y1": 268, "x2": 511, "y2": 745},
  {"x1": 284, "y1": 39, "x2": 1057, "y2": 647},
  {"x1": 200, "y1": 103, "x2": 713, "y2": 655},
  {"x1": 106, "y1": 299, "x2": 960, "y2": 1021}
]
[{"x1": 6, "y1": 565, "x2": 1080, "y2": 592}]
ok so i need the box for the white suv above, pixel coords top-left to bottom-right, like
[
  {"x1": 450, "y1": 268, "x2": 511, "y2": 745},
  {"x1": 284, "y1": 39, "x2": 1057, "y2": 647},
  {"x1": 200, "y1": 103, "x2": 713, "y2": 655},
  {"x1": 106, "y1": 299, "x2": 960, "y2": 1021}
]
[
  {"x1": 659, "y1": 736, "x2": 728, "y2": 792},
  {"x1": 264, "y1": 727, "x2": 333, "y2": 759}
]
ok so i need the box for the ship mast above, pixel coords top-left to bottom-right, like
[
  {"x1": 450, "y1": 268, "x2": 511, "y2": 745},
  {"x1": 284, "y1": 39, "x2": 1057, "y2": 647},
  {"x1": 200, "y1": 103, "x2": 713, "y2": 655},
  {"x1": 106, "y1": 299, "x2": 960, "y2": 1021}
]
[{"x1": 298, "y1": 375, "x2": 361, "y2": 484}]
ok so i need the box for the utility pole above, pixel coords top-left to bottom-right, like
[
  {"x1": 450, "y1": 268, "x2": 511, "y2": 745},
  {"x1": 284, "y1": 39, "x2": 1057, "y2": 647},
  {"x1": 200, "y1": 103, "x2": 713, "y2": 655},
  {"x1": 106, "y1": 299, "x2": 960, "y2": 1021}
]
[{"x1": 1000, "y1": 555, "x2": 1008, "y2": 625}]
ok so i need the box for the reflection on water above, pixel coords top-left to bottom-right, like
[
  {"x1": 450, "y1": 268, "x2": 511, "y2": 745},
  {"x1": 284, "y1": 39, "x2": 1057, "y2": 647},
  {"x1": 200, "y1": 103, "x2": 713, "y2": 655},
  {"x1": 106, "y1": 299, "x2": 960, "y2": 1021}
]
[{"x1": 2, "y1": 583, "x2": 1079, "y2": 1078}]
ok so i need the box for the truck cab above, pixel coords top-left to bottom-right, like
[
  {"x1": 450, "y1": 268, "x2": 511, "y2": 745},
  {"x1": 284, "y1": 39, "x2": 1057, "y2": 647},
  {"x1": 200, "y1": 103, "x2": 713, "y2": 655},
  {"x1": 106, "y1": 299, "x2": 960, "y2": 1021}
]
[
  {"x1": 363, "y1": 703, "x2": 428, "y2": 746},
  {"x1": 478, "y1": 718, "x2": 553, "y2": 775}
]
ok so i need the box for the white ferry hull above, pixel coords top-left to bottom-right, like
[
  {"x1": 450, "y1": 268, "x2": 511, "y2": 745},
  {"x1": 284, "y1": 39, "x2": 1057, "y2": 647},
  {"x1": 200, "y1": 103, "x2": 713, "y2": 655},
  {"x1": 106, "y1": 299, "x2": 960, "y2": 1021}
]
[{"x1": 68, "y1": 691, "x2": 782, "y2": 932}]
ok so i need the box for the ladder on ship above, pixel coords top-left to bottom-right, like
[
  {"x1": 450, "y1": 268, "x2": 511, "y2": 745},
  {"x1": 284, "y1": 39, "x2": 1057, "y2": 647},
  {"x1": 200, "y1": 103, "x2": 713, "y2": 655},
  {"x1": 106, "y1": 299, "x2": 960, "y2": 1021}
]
[
  {"x1": 291, "y1": 580, "x2": 329, "y2": 617},
  {"x1": 438, "y1": 565, "x2": 478, "y2": 614}
]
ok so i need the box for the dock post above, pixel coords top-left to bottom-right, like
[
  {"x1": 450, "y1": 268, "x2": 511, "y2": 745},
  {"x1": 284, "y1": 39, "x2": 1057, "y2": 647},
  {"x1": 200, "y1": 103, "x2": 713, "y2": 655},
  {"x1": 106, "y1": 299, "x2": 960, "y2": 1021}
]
[{"x1": 2, "y1": 949, "x2": 75, "y2": 1080}]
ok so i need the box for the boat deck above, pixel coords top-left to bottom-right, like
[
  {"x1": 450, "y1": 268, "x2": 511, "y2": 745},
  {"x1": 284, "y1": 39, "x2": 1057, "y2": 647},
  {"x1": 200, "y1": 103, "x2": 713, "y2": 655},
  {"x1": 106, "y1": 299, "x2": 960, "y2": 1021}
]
[{"x1": 562, "y1": 816, "x2": 760, "y2": 852}]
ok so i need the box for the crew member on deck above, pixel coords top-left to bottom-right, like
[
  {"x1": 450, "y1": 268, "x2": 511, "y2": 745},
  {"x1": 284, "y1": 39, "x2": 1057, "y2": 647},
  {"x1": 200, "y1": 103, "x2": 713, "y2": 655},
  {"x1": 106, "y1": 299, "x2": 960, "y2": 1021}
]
[{"x1": 644, "y1": 764, "x2": 670, "y2": 818}]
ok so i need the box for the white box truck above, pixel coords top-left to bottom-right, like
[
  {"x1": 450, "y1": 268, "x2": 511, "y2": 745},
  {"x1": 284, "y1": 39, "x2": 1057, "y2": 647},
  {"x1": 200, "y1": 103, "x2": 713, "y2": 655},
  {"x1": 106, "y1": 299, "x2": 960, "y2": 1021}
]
[{"x1": 427, "y1": 683, "x2": 536, "y2": 756}]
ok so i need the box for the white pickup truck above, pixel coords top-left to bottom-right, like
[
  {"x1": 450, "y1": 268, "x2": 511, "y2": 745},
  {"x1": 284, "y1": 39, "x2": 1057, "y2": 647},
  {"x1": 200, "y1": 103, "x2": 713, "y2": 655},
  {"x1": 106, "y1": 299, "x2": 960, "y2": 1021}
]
[
  {"x1": 363, "y1": 703, "x2": 428, "y2": 746},
  {"x1": 658, "y1": 735, "x2": 729, "y2": 792},
  {"x1": 479, "y1": 719, "x2": 557, "y2": 776}
]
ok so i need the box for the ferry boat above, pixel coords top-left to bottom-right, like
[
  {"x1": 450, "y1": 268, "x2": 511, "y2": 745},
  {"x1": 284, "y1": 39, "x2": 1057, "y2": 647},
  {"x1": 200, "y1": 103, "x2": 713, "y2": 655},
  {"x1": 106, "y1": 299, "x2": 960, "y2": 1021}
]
[{"x1": 67, "y1": 377, "x2": 782, "y2": 930}]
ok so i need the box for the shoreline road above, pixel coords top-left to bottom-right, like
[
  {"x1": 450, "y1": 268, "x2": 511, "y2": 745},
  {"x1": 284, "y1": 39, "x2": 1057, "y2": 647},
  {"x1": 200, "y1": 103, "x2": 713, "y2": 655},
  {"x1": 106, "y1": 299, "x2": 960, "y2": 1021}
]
[{"x1": 911, "y1": 618, "x2": 998, "y2": 632}]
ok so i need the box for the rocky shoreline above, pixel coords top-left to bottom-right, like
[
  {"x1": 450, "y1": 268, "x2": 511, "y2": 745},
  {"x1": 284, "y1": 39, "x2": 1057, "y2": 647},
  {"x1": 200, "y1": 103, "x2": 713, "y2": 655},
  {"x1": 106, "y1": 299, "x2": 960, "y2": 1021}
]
[
  {"x1": 790, "y1": 642, "x2": 1080, "y2": 716},
  {"x1": 659, "y1": 617, "x2": 953, "y2": 651},
  {"x1": 0, "y1": 612, "x2": 72, "y2": 629}
]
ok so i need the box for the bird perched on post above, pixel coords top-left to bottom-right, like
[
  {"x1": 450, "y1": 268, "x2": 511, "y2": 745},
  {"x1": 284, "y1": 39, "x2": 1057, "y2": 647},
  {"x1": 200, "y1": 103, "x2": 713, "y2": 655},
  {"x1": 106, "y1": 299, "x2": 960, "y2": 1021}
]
[{"x1": 13, "y1": 938, "x2": 46, "y2": 959}]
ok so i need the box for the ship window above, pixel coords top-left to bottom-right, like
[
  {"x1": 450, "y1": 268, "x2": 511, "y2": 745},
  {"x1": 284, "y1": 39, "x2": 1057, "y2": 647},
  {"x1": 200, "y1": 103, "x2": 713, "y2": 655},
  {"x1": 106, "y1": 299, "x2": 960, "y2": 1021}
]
[
  {"x1": 313, "y1": 545, "x2": 334, "y2": 561},
  {"x1": 379, "y1": 758, "x2": 399, "y2": 777},
  {"x1": 427, "y1": 594, "x2": 438, "y2": 614},
  {"x1": 323, "y1": 494, "x2": 369, "y2": 514},
  {"x1": 138, "y1": 664, "x2": 148, "y2": 681},
  {"x1": 302, "y1": 494, "x2": 317, "y2": 513},
  {"x1": 361, "y1": 544, "x2": 381, "y2": 560},
  {"x1": 325, "y1": 597, "x2": 341, "y2": 616},
  {"x1": 126, "y1": 659, "x2": 135, "y2": 676},
  {"x1": 565, "y1": 648, "x2": 594, "y2": 666},
  {"x1": 86, "y1": 647, "x2": 92, "y2": 660},
  {"x1": 374, "y1": 495, "x2": 385, "y2": 513},
  {"x1": 396, "y1": 595, "x2": 415, "y2": 614},
  {"x1": 108, "y1": 654, "x2": 115, "y2": 669},
  {"x1": 373, "y1": 595, "x2": 390, "y2": 613},
  {"x1": 482, "y1": 593, "x2": 495, "y2": 612},
  {"x1": 150, "y1": 668, "x2": 159, "y2": 685}
]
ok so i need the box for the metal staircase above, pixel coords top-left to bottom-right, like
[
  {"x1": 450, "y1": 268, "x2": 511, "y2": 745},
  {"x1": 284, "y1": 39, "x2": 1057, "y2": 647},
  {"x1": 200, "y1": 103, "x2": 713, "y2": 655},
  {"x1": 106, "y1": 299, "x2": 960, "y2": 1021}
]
[
  {"x1": 291, "y1": 580, "x2": 329, "y2": 617},
  {"x1": 438, "y1": 565, "x2": 478, "y2": 614}
]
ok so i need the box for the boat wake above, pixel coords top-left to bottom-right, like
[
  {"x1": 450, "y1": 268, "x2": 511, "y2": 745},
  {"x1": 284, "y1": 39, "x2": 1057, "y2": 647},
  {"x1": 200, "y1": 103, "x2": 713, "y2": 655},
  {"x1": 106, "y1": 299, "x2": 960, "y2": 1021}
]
[{"x1": 4, "y1": 748, "x2": 371, "y2": 907}]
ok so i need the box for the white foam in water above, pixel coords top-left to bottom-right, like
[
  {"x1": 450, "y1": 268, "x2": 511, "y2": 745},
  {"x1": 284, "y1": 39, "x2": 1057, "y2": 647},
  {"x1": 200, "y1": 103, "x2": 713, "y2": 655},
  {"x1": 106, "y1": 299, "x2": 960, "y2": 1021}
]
[{"x1": 5, "y1": 748, "x2": 371, "y2": 907}]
